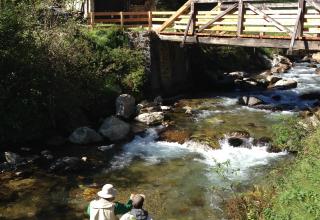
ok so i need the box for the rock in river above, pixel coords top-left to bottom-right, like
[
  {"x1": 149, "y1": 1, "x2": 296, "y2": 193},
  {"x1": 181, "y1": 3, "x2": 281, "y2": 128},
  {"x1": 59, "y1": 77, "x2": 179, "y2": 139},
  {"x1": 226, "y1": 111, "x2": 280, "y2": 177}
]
[
  {"x1": 135, "y1": 112, "x2": 164, "y2": 125},
  {"x1": 4, "y1": 152, "x2": 23, "y2": 165},
  {"x1": 99, "y1": 116, "x2": 130, "y2": 141},
  {"x1": 271, "y1": 79, "x2": 297, "y2": 90},
  {"x1": 69, "y1": 127, "x2": 103, "y2": 144},
  {"x1": 50, "y1": 156, "x2": 82, "y2": 171},
  {"x1": 228, "y1": 137, "x2": 243, "y2": 147},
  {"x1": 238, "y1": 96, "x2": 264, "y2": 106},
  {"x1": 116, "y1": 94, "x2": 136, "y2": 119}
]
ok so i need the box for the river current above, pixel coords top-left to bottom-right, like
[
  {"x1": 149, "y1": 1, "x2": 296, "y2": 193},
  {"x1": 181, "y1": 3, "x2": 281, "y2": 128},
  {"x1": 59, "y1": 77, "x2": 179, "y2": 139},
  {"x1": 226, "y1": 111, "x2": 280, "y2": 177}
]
[{"x1": 0, "y1": 62, "x2": 319, "y2": 219}]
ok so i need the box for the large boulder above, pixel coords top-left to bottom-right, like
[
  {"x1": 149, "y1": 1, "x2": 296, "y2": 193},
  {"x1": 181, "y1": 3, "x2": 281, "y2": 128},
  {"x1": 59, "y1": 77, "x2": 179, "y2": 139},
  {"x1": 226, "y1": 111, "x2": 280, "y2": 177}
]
[
  {"x1": 99, "y1": 116, "x2": 130, "y2": 141},
  {"x1": 266, "y1": 75, "x2": 282, "y2": 84},
  {"x1": 312, "y1": 52, "x2": 320, "y2": 63},
  {"x1": 116, "y1": 94, "x2": 136, "y2": 119},
  {"x1": 135, "y1": 112, "x2": 164, "y2": 125},
  {"x1": 271, "y1": 54, "x2": 292, "y2": 73},
  {"x1": 228, "y1": 137, "x2": 243, "y2": 147},
  {"x1": 238, "y1": 96, "x2": 264, "y2": 106},
  {"x1": 69, "y1": 127, "x2": 102, "y2": 144},
  {"x1": 271, "y1": 79, "x2": 297, "y2": 90}
]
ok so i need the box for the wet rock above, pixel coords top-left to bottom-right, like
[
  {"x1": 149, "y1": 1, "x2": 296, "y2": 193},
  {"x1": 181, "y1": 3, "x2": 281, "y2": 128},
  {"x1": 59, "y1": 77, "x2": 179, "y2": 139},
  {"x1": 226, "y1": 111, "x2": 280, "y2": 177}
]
[
  {"x1": 271, "y1": 79, "x2": 297, "y2": 90},
  {"x1": 227, "y1": 71, "x2": 247, "y2": 79},
  {"x1": 316, "y1": 68, "x2": 320, "y2": 75},
  {"x1": 183, "y1": 106, "x2": 193, "y2": 114},
  {"x1": 254, "y1": 137, "x2": 272, "y2": 146},
  {"x1": 300, "y1": 92, "x2": 320, "y2": 100},
  {"x1": 312, "y1": 52, "x2": 320, "y2": 63},
  {"x1": 99, "y1": 116, "x2": 130, "y2": 141},
  {"x1": 160, "y1": 106, "x2": 171, "y2": 111},
  {"x1": 50, "y1": 156, "x2": 82, "y2": 171},
  {"x1": 116, "y1": 94, "x2": 136, "y2": 119},
  {"x1": 4, "y1": 152, "x2": 23, "y2": 165},
  {"x1": 267, "y1": 145, "x2": 282, "y2": 153},
  {"x1": 97, "y1": 144, "x2": 115, "y2": 151},
  {"x1": 228, "y1": 137, "x2": 243, "y2": 147},
  {"x1": 69, "y1": 127, "x2": 103, "y2": 145},
  {"x1": 159, "y1": 129, "x2": 191, "y2": 144},
  {"x1": 266, "y1": 75, "x2": 282, "y2": 84},
  {"x1": 238, "y1": 96, "x2": 264, "y2": 106},
  {"x1": 236, "y1": 77, "x2": 269, "y2": 91},
  {"x1": 41, "y1": 150, "x2": 54, "y2": 160},
  {"x1": 271, "y1": 54, "x2": 292, "y2": 73},
  {"x1": 307, "y1": 63, "x2": 318, "y2": 68},
  {"x1": 135, "y1": 112, "x2": 164, "y2": 125},
  {"x1": 228, "y1": 130, "x2": 250, "y2": 139}
]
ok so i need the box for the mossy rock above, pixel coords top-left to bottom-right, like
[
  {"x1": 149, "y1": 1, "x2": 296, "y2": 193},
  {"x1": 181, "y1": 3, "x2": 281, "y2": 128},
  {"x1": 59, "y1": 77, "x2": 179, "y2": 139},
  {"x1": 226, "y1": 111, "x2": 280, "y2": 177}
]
[{"x1": 159, "y1": 129, "x2": 191, "y2": 144}]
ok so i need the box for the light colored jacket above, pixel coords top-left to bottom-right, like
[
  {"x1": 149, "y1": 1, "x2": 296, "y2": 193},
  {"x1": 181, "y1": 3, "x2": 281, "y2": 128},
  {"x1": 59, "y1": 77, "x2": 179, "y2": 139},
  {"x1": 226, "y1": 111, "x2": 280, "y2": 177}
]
[
  {"x1": 89, "y1": 198, "x2": 117, "y2": 220},
  {"x1": 119, "y1": 212, "x2": 153, "y2": 220}
]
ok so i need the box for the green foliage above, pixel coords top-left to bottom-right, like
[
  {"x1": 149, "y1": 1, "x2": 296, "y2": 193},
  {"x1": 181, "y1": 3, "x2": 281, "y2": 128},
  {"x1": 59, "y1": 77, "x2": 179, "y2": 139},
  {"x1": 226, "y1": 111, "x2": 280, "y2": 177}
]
[
  {"x1": 264, "y1": 128, "x2": 320, "y2": 220},
  {"x1": 0, "y1": 2, "x2": 145, "y2": 144},
  {"x1": 272, "y1": 116, "x2": 308, "y2": 152}
]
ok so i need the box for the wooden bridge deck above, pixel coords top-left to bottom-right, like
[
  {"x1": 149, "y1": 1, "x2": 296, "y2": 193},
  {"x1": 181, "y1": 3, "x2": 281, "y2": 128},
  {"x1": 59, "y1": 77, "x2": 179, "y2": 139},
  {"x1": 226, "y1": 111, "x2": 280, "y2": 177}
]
[{"x1": 89, "y1": 0, "x2": 320, "y2": 51}]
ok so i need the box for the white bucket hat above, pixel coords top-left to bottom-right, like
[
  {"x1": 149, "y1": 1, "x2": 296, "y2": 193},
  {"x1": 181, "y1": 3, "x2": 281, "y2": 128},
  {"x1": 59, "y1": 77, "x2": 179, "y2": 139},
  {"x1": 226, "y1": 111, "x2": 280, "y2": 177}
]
[{"x1": 97, "y1": 184, "x2": 117, "y2": 199}]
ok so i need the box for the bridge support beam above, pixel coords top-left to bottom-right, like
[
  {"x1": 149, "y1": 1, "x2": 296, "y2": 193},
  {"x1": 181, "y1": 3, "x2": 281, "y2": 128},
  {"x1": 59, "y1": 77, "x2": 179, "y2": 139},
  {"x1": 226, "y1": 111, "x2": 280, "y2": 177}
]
[{"x1": 158, "y1": 35, "x2": 320, "y2": 51}]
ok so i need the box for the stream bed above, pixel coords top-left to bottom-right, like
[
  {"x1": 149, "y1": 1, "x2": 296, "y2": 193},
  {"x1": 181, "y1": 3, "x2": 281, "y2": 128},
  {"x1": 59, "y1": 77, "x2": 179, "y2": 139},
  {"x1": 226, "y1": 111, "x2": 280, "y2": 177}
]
[{"x1": 1, "y1": 62, "x2": 319, "y2": 219}]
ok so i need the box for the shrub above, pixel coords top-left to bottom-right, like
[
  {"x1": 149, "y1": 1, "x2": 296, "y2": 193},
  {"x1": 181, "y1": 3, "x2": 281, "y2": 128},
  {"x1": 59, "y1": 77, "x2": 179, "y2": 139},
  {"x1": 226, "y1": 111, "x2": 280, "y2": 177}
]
[
  {"x1": 272, "y1": 116, "x2": 308, "y2": 152},
  {"x1": 0, "y1": 2, "x2": 145, "y2": 144}
]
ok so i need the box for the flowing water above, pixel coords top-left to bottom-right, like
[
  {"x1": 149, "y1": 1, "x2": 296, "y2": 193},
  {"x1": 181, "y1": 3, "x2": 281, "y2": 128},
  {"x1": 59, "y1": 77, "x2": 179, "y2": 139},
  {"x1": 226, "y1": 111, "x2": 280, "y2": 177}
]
[{"x1": 1, "y1": 62, "x2": 319, "y2": 220}]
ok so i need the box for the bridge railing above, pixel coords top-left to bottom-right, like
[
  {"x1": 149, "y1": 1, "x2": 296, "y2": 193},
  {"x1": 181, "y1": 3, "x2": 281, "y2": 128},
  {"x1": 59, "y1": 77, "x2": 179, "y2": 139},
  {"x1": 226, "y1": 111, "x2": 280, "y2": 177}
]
[
  {"x1": 157, "y1": 0, "x2": 320, "y2": 51},
  {"x1": 88, "y1": 11, "x2": 175, "y2": 30}
]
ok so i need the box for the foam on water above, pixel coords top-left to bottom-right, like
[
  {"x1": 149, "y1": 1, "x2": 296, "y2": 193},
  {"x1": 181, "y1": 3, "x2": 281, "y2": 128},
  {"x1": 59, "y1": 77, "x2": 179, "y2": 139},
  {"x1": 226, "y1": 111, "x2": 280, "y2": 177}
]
[{"x1": 108, "y1": 128, "x2": 286, "y2": 180}]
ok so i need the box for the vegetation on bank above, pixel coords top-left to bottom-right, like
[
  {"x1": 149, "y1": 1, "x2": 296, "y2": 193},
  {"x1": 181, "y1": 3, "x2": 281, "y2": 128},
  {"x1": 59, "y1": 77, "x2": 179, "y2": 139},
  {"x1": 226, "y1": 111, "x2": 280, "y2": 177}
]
[
  {"x1": 0, "y1": 1, "x2": 145, "y2": 144},
  {"x1": 226, "y1": 115, "x2": 320, "y2": 219}
]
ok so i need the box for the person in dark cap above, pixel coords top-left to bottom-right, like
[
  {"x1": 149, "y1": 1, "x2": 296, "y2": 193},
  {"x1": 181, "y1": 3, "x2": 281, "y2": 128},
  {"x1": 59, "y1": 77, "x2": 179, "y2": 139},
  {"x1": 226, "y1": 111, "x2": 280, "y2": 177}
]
[{"x1": 120, "y1": 194, "x2": 153, "y2": 220}]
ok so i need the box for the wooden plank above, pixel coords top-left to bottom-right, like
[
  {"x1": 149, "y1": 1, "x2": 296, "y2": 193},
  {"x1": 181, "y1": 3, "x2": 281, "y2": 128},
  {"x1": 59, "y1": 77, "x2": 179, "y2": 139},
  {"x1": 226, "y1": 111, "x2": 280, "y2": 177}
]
[
  {"x1": 120, "y1": 12, "x2": 124, "y2": 28},
  {"x1": 297, "y1": 0, "x2": 306, "y2": 37},
  {"x1": 246, "y1": 3, "x2": 293, "y2": 34},
  {"x1": 237, "y1": 0, "x2": 245, "y2": 36},
  {"x1": 305, "y1": 0, "x2": 320, "y2": 12},
  {"x1": 190, "y1": 2, "x2": 197, "y2": 35},
  {"x1": 181, "y1": 2, "x2": 195, "y2": 47},
  {"x1": 196, "y1": 0, "x2": 265, "y2": 3},
  {"x1": 288, "y1": 8, "x2": 302, "y2": 54},
  {"x1": 152, "y1": 11, "x2": 175, "y2": 15},
  {"x1": 158, "y1": 0, "x2": 192, "y2": 32},
  {"x1": 148, "y1": 11, "x2": 153, "y2": 31},
  {"x1": 198, "y1": 3, "x2": 238, "y2": 32},
  {"x1": 158, "y1": 34, "x2": 320, "y2": 50}
]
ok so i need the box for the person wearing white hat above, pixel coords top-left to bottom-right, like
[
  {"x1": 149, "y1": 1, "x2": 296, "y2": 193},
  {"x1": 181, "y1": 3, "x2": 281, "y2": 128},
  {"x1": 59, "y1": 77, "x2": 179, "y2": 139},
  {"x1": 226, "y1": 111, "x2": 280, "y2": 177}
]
[
  {"x1": 120, "y1": 194, "x2": 153, "y2": 220},
  {"x1": 88, "y1": 184, "x2": 134, "y2": 220}
]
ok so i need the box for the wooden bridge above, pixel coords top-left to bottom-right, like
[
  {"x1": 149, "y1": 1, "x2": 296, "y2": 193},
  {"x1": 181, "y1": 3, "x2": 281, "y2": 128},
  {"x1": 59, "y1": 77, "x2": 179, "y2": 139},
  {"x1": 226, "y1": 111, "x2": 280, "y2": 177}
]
[{"x1": 89, "y1": 0, "x2": 320, "y2": 52}]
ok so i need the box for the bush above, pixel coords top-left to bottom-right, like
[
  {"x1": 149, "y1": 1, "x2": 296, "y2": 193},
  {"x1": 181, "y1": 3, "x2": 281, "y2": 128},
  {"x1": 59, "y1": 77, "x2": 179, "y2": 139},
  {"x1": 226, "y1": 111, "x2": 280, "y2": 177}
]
[
  {"x1": 0, "y1": 3, "x2": 145, "y2": 144},
  {"x1": 272, "y1": 116, "x2": 308, "y2": 152}
]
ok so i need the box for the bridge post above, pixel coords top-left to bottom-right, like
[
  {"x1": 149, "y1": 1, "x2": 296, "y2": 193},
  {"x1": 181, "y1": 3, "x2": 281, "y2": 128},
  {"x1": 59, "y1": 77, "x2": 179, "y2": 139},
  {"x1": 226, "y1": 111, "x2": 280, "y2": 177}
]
[
  {"x1": 237, "y1": 0, "x2": 245, "y2": 37},
  {"x1": 148, "y1": 11, "x2": 153, "y2": 31},
  {"x1": 120, "y1": 12, "x2": 124, "y2": 29},
  {"x1": 190, "y1": 1, "x2": 198, "y2": 35},
  {"x1": 297, "y1": 0, "x2": 306, "y2": 37}
]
